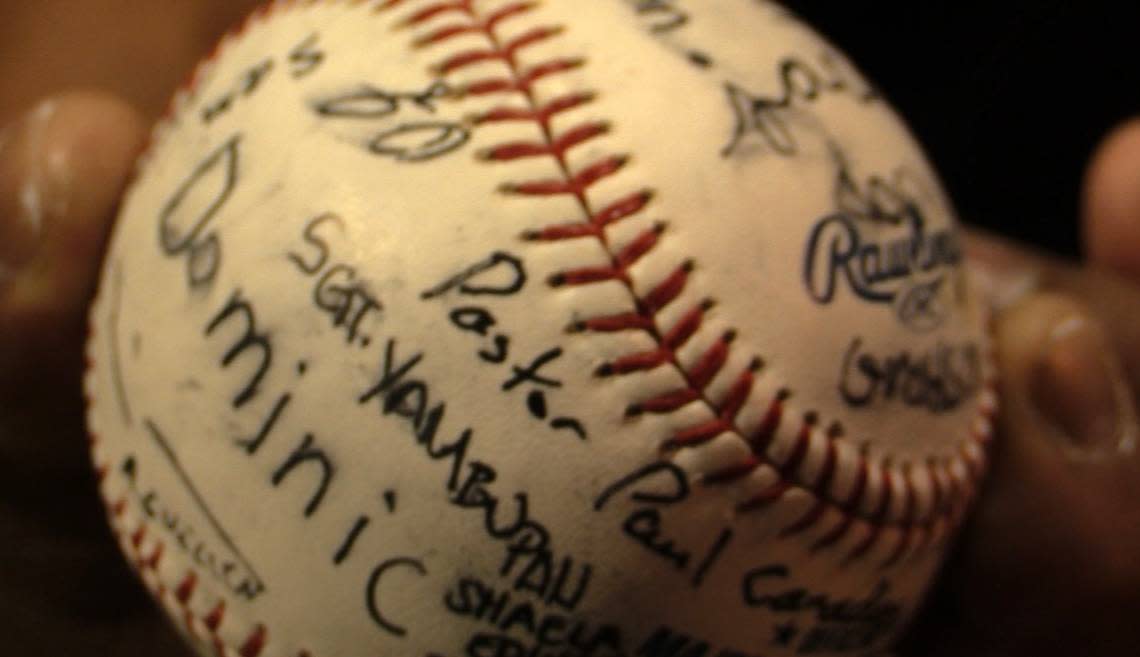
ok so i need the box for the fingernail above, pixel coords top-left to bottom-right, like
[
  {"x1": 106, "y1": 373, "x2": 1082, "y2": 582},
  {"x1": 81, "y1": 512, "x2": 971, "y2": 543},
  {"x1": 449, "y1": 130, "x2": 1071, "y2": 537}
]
[
  {"x1": 1031, "y1": 313, "x2": 1138, "y2": 459},
  {"x1": 0, "y1": 100, "x2": 64, "y2": 280}
]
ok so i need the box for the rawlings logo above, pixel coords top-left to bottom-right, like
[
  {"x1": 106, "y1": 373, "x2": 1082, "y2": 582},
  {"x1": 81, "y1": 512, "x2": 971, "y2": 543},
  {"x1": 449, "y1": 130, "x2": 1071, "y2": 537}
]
[{"x1": 803, "y1": 209, "x2": 961, "y2": 331}]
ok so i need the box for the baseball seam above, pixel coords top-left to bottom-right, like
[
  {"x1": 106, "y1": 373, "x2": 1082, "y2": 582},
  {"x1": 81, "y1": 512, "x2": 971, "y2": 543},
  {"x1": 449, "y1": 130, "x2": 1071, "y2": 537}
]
[
  {"x1": 384, "y1": 0, "x2": 998, "y2": 563},
  {"x1": 84, "y1": 1, "x2": 999, "y2": 655}
]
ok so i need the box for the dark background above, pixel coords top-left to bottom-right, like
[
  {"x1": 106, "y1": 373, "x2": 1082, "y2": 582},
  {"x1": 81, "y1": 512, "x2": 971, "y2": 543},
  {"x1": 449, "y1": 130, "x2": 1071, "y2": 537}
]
[{"x1": 787, "y1": 2, "x2": 1137, "y2": 258}]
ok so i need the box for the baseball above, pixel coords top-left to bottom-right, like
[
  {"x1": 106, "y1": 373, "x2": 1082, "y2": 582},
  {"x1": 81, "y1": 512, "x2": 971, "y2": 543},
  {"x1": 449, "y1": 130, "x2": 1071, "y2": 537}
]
[{"x1": 85, "y1": 1, "x2": 996, "y2": 656}]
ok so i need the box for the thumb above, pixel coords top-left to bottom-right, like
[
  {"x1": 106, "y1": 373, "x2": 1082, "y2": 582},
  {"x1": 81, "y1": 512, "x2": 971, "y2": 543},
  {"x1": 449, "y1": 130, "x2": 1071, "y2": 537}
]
[{"x1": 914, "y1": 291, "x2": 1140, "y2": 656}]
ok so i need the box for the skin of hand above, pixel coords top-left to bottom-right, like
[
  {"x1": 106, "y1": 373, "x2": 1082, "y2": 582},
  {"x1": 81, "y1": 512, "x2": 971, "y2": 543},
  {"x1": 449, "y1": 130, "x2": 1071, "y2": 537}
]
[{"x1": 2, "y1": 5, "x2": 1139, "y2": 654}]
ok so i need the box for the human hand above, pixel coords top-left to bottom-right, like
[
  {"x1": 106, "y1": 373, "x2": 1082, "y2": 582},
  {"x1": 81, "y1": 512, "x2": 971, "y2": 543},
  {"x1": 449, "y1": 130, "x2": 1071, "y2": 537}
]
[
  {"x1": 901, "y1": 120, "x2": 1140, "y2": 656},
  {"x1": 1, "y1": 5, "x2": 257, "y2": 652},
  {"x1": 0, "y1": 92, "x2": 194, "y2": 657}
]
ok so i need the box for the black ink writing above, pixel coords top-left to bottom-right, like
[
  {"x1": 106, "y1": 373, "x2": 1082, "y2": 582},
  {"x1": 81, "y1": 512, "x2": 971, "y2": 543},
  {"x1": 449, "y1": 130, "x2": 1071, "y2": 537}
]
[
  {"x1": 288, "y1": 212, "x2": 383, "y2": 347},
  {"x1": 722, "y1": 52, "x2": 877, "y2": 157},
  {"x1": 805, "y1": 145, "x2": 962, "y2": 331},
  {"x1": 839, "y1": 337, "x2": 982, "y2": 414},
  {"x1": 369, "y1": 121, "x2": 471, "y2": 162},
  {"x1": 595, "y1": 462, "x2": 732, "y2": 587},
  {"x1": 198, "y1": 289, "x2": 424, "y2": 638},
  {"x1": 802, "y1": 211, "x2": 961, "y2": 330},
  {"x1": 205, "y1": 289, "x2": 272, "y2": 409},
  {"x1": 421, "y1": 252, "x2": 527, "y2": 299},
  {"x1": 358, "y1": 339, "x2": 594, "y2": 614},
  {"x1": 271, "y1": 433, "x2": 335, "y2": 518},
  {"x1": 203, "y1": 33, "x2": 326, "y2": 123},
  {"x1": 742, "y1": 565, "x2": 902, "y2": 653},
  {"x1": 828, "y1": 142, "x2": 931, "y2": 228},
  {"x1": 446, "y1": 574, "x2": 624, "y2": 657},
  {"x1": 422, "y1": 253, "x2": 588, "y2": 442},
  {"x1": 158, "y1": 135, "x2": 240, "y2": 289},
  {"x1": 625, "y1": 0, "x2": 713, "y2": 69},
  {"x1": 629, "y1": 0, "x2": 689, "y2": 34},
  {"x1": 315, "y1": 81, "x2": 451, "y2": 118},
  {"x1": 314, "y1": 81, "x2": 470, "y2": 162},
  {"x1": 368, "y1": 557, "x2": 429, "y2": 637}
]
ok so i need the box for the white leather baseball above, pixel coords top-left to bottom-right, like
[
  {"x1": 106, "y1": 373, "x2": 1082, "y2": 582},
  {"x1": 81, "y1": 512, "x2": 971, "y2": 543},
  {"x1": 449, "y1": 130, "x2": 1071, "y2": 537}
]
[{"x1": 85, "y1": 1, "x2": 996, "y2": 656}]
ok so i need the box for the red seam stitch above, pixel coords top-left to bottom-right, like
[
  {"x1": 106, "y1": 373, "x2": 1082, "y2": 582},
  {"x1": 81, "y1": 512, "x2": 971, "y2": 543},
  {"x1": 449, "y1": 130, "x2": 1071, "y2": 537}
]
[
  {"x1": 176, "y1": 572, "x2": 198, "y2": 604},
  {"x1": 845, "y1": 524, "x2": 881, "y2": 565},
  {"x1": 642, "y1": 262, "x2": 693, "y2": 313},
  {"x1": 781, "y1": 501, "x2": 828, "y2": 538},
  {"x1": 414, "y1": 23, "x2": 481, "y2": 47},
  {"x1": 460, "y1": 58, "x2": 585, "y2": 97},
  {"x1": 813, "y1": 436, "x2": 838, "y2": 491},
  {"x1": 476, "y1": 91, "x2": 596, "y2": 125},
  {"x1": 520, "y1": 190, "x2": 656, "y2": 245},
  {"x1": 415, "y1": 2, "x2": 541, "y2": 48},
  {"x1": 706, "y1": 455, "x2": 763, "y2": 487},
  {"x1": 600, "y1": 348, "x2": 671, "y2": 376},
  {"x1": 573, "y1": 312, "x2": 654, "y2": 333},
  {"x1": 666, "y1": 418, "x2": 730, "y2": 450},
  {"x1": 900, "y1": 466, "x2": 917, "y2": 526},
  {"x1": 881, "y1": 530, "x2": 912, "y2": 569},
  {"x1": 872, "y1": 468, "x2": 894, "y2": 521},
  {"x1": 780, "y1": 414, "x2": 816, "y2": 477},
  {"x1": 396, "y1": 0, "x2": 473, "y2": 27},
  {"x1": 661, "y1": 302, "x2": 710, "y2": 351},
  {"x1": 738, "y1": 479, "x2": 789, "y2": 511},
  {"x1": 811, "y1": 515, "x2": 852, "y2": 552},
  {"x1": 500, "y1": 154, "x2": 628, "y2": 196},
  {"x1": 480, "y1": 120, "x2": 611, "y2": 162},
  {"x1": 719, "y1": 363, "x2": 759, "y2": 420},
  {"x1": 241, "y1": 625, "x2": 269, "y2": 657},
  {"x1": 550, "y1": 264, "x2": 626, "y2": 287},
  {"x1": 684, "y1": 332, "x2": 733, "y2": 391},
  {"x1": 627, "y1": 388, "x2": 700, "y2": 415},
  {"x1": 747, "y1": 389, "x2": 789, "y2": 456},
  {"x1": 433, "y1": 25, "x2": 567, "y2": 76}
]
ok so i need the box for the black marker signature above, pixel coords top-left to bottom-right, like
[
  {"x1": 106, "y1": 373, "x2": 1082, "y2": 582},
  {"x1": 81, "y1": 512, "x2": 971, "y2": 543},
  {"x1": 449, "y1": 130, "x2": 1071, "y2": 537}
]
[
  {"x1": 839, "y1": 337, "x2": 982, "y2": 414},
  {"x1": 314, "y1": 81, "x2": 470, "y2": 162},
  {"x1": 158, "y1": 135, "x2": 241, "y2": 289},
  {"x1": 595, "y1": 462, "x2": 732, "y2": 588},
  {"x1": 722, "y1": 52, "x2": 878, "y2": 157}
]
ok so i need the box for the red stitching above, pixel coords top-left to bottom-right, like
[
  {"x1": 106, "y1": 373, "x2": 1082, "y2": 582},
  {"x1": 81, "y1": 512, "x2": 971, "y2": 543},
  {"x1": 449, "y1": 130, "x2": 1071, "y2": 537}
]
[
  {"x1": 395, "y1": 0, "x2": 473, "y2": 26},
  {"x1": 176, "y1": 572, "x2": 198, "y2": 604},
  {"x1": 572, "y1": 311, "x2": 654, "y2": 333},
  {"x1": 461, "y1": 57, "x2": 585, "y2": 97},
  {"x1": 89, "y1": 4, "x2": 342, "y2": 652},
  {"x1": 501, "y1": 153, "x2": 629, "y2": 196},
  {"x1": 241, "y1": 625, "x2": 270, "y2": 657},
  {"x1": 414, "y1": 2, "x2": 539, "y2": 47},
  {"x1": 478, "y1": 91, "x2": 597, "y2": 125},
  {"x1": 736, "y1": 480, "x2": 789, "y2": 510},
  {"x1": 107, "y1": 500, "x2": 283, "y2": 657},
  {"x1": 811, "y1": 516, "x2": 852, "y2": 552},
  {"x1": 813, "y1": 436, "x2": 838, "y2": 491},
  {"x1": 481, "y1": 120, "x2": 611, "y2": 162},
  {"x1": 781, "y1": 501, "x2": 829, "y2": 538}
]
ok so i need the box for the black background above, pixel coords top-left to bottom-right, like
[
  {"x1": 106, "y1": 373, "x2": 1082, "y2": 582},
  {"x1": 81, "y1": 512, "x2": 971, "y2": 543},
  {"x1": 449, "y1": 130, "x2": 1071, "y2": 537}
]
[{"x1": 784, "y1": 2, "x2": 1138, "y2": 258}]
